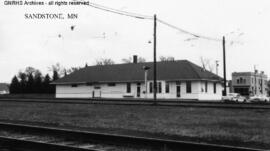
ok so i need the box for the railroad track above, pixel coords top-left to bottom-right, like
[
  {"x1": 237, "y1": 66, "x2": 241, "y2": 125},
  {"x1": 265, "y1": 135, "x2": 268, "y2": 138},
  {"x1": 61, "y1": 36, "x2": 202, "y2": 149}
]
[
  {"x1": 0, "y1": 123, "x2": 145, "y2": 151},
  {"x1": 0, "y1": 122, "x2": 266, "y2": 151},
  {"x1": 0, "y1": 98, "x2": 269, "y2": 109}
]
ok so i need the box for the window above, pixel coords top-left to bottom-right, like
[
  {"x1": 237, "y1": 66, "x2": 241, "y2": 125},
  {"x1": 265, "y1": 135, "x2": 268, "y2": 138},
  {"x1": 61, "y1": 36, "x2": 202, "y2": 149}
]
[
  {"x1": 238, "y1": 77, "x2": 246, "y2": 84},
  {"x1": 186, "y1": 81, "x2": 191, "y2": 93},
  {"x1": 126, "y1": 83, "x2": 131, "y2": 93},
  {"x1": 165, "y1": 82, "x2": 170, "y2": 93},
  {"x1": 158, "y1": 82, "x2": 162, "y2": 93},
  {"x1": 71, "y1": 84, "x2": 77, "y2": 87},
  {"x1": 239, "y1": 78, "x2": 243, "y2": 84},
  {"x1": 205, "y1": 81, "x2": 208, "y2": 92},
  {"x1": 149, "y1": 82, "x2": 153, "y2": 93},
  {"x1": 86, "y1": 82, "x2": 93, "y2": 86},
  {"x1": 149, "y1": 82, "x2": 161, "y2": 93},
  {"x1": 237, "y1": 79, "x2": 239, "y2": 84},
  {"x1": 213, "y1": 82, "x2": 216, "y2": 94},
  {"x1": 94, "y1": 86, "x2": 100, "y2": 89},
  {"x1": 108, "y1": 83, "x2": 116, "y2": 86}
]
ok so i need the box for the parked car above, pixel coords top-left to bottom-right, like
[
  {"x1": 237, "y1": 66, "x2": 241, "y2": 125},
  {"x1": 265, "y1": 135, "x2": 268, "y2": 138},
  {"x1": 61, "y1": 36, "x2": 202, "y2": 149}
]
[
  {"x1": 260, "y1": 95, "x2": 270, "y2": 102},
  {"x1": 248, "y1": 95, "x2": 269, "y2": 103},
  {"x1": 222, "y1": 93, "x2": 247, "y2": 102}
]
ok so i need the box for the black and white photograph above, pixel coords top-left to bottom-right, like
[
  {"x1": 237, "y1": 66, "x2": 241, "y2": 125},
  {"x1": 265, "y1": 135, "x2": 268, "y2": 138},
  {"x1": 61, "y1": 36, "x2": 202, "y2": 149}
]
[{"x1": 0, "y1": 0, "x2": 269, "y2": 150}]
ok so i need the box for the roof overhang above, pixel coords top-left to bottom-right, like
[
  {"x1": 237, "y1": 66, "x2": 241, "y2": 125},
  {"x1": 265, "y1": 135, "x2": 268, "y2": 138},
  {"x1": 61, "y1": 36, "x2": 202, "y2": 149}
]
[{"x1": 51, "y1": 78, "x2": 222, "y2": 85}]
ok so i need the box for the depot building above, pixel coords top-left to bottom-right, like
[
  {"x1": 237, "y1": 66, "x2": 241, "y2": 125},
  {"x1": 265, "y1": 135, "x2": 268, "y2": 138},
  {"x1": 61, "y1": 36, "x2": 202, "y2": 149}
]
[{"x1": 51, "y1": 58, "x2": 223, "y2": 101}]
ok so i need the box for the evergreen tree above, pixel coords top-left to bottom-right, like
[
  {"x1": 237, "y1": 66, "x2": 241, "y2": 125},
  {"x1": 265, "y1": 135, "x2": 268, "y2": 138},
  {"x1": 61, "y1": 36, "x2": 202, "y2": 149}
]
[
  {"x1": 9, "y1": 76, "x2": 20, "y2": 94},
  {"x1": 34, "y1": 72, "x2": 42, "y2": 93},
  {"x1": 51, "y1": 70, "x2": 58, "y2": 93},
  {"x1": 43, "y1": 74, "x2": 52, "y2": 93},
  {"x1": 52, "y1": 70, "x2": 59, "y2": 81},
  {"x1": 18, "y1": 72, "x2": 27, "y2": 93},
  {"x1": 26, "y1": 73, "x2": 34, "y2": 93}
]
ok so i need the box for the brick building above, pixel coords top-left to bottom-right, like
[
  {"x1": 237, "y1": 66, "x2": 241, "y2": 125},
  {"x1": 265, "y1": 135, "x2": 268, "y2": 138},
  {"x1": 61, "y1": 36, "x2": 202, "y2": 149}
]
[{"x1": 231, "y1": 71, "x2": 268, "y2": 96}]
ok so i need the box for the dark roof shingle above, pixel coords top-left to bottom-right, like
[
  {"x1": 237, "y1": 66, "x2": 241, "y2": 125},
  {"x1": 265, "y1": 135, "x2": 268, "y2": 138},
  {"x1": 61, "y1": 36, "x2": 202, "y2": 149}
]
[{"x1": 52, "y1": 60, "x2": 222, "y2": 84}]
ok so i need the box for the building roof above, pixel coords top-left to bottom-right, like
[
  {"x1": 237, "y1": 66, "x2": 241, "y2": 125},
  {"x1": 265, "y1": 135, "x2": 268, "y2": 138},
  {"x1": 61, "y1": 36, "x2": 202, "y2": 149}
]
[
  {"x1": 232, "y1": 72, "x2": 267, "y2": 78},
  {"x1": 0, "y1": 83, "x2": 9, "y2": 92},
  {"x1": 52, "y1": 60, "x2": 222, "y2": 84}
]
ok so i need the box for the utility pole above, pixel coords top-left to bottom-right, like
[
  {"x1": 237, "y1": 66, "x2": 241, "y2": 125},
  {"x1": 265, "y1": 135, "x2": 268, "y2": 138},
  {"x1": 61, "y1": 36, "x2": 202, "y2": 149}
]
[
  {"x1": 153, "y1": 14, "x2": 157, "y2": 103},
  {"x1": 223, "y1": 36, "x2": 227, "y2": 96}
]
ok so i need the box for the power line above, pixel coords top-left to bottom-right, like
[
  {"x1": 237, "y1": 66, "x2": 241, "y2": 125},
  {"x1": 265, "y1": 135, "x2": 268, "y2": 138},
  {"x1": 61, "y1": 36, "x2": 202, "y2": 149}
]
[
  {"x1": 86, "y1": 2, "x2": 241, "y2": 44},
  {"x1": 88, "y1": 2, "x2": 153, "y2": 20},
  {"x1": 157, "y1": 18, "x2": 222, "y2": 42},
  {"x1": 90, "y1": 2, "x2": 153, "y2": 19}
]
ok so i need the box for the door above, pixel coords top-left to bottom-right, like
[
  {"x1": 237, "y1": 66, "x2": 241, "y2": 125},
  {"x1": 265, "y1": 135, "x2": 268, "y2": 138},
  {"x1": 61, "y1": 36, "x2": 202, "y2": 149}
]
[
  {"x1": 137, "y1": 84, "x2": 141, "y2": 98},
  {"x1": 93, "y1": 90, "x2": 101, "y2": 98},
  {"x1": 176, "y1": 85, "x2": 181, "y2": 98},
  {"x1": 93, "y1": 86, "x2": 101, "y2": 98}
]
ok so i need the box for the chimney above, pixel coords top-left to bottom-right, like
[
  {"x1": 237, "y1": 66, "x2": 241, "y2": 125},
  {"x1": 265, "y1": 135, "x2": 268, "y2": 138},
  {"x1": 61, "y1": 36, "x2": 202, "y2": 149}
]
[{"x1": 133, "y1": 55, "x2": 138, "y2": 64}]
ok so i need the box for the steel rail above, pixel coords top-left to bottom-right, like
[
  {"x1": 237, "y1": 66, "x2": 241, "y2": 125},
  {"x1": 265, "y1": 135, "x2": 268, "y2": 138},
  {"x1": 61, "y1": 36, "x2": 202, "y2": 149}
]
[{"x1": 0, "y1": 136, "x2": 103, "y2": 151}]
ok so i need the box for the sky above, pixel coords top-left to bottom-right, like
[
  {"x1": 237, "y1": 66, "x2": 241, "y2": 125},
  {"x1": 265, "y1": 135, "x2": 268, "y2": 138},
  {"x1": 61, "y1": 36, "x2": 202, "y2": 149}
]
[{"x1": 1, "y1": 0, "x2": 270, "y2": 83}]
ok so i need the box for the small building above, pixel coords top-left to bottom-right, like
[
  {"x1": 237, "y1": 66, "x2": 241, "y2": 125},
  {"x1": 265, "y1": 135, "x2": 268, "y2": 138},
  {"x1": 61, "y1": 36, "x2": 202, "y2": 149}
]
[
  {"x1": 0, "y1": 83, "x2": 9, "y2": 95},
  {"x1": 52, "y1": 60, "x2": 223, "y2": 100},
  {"x1": 231, "y1": 71, "x2": 268, "y2": 96}
]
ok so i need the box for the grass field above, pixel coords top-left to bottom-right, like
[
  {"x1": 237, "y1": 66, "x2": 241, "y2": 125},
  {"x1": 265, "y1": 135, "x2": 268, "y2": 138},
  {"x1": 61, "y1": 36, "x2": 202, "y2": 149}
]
[{"x1": 0, "y1": 101, "x2": 269, "y2": 149}]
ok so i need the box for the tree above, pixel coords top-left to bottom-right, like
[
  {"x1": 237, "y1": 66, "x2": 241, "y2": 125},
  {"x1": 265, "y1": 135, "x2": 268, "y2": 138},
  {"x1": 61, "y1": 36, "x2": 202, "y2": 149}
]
[
  {"x1": 121, "y1": 57, "x2": 132, "y2": 63},
  {"x1": 51, "y1": 70, "x2": 59, "y2": 93},
  {"x1": 9, "y1": 76, "x2": 20, "y2": 94},
  {"x1": 159, "y1": 56, "x2": 175, "y2": 62},
  {"x1": 25, "y1": 67, "x2": 36, "y2": 75},
  {"x1": 200, "y1": 56, "x2": 214, "y2": 72},
  {"x1": 138, "y1": 57, "x2": 146, "y2": 63},
  {"x1": 48, "y1": 63, "x2": 65, "y2": 78},
  {"x1": 18, "y1": 72, "x2": 27, "y2": 93},
  {"x1": 26, "y1": 73, "x2": 34, "y2": 93},
  {"x1": 33, "y1": 71, "x2": 42, "y2": 93},
  {"x1": 65, "y1": 67, "x2": 80, "y2": 75},
  {"x1": 52, "y1": 70, "x2": 59, "y2": 81},
  {"x1": 43, "y1": 74, "x2": 52, "y2": 93},
  {"x1": 95, "y1": 58, "x2": 115, "y2": 65}
]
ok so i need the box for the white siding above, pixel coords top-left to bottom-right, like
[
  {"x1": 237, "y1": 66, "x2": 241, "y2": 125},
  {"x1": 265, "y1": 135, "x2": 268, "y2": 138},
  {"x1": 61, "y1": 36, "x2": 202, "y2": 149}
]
[
  {"x1": 56, "y1": 83, "x2": 134, "y2": 98},
  {"x1": 102, "y1": 83, "x2": 139, "y2": 98},
  {"x1": 56, "y1": 85, "x2": 92, "y2": 98},
  {"x1": 197, "y1": 82, "x2": 223, "y2": 100},
  {"x1": 56, "y1": 80, "x2": 223, "y2": 100}
]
